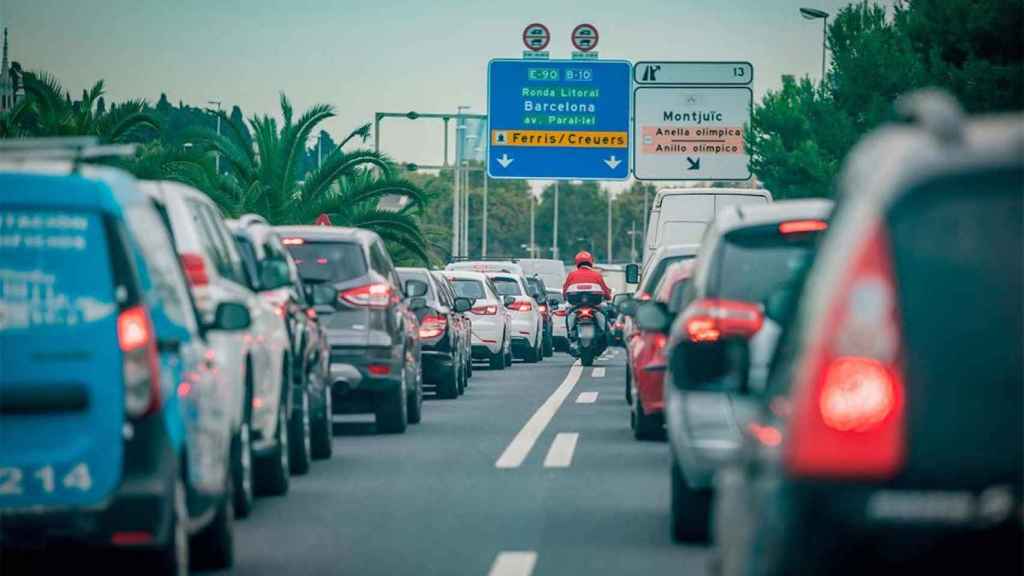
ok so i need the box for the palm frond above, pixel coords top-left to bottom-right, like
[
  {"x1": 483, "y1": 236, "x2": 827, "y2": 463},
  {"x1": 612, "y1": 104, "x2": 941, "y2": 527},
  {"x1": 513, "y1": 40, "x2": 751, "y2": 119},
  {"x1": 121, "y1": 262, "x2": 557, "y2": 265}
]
[
  {"x1": 337, "y1": 122, "x2": 372, "y2": 149},
  {"x1": 301, "y1": 149, "x2": 393, "y2": 202}
]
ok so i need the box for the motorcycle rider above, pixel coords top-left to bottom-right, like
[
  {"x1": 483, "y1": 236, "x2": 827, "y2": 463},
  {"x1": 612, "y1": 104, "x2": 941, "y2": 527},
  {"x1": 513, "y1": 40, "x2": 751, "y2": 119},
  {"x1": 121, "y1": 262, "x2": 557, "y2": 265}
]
[{"x1": 562, "y1": 251, "x2": 611, "y2": 346}]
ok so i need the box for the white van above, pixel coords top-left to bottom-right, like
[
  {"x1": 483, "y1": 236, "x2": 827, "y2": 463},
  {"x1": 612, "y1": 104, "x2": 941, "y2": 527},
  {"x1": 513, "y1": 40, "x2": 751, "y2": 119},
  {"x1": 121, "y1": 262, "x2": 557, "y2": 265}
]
[
  {"x1": 643, "y1": 188, "x2": 772, "y2": 265},
  {"x1": 517, "y1": 258, "x2": 567, "y2": 290}
]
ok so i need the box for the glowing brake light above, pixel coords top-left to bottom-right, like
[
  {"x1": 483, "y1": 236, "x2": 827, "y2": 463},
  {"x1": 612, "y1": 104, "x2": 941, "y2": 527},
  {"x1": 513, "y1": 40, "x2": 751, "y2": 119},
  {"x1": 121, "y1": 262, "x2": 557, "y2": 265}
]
[
  {"x1": 553, "y1": 308, "x2": 568, "y2": 317},
  {"x1": 118, "y1": 306, "x2": 160, "y2": 418},
  {"x1": 418, "y1": 314, "x2": 447, "y2": 339},
  {"x1": 471, "y1": 304, "x2": 498, "y2": 315},
  {"x1": 779, "y1": 219, "x2": 828, "y2": 235},
  {"x1": 507, "y1": 300, "x2": 533, "y2": 312},
  {"x1": 282, "y1": 237, "x2": 304, "y2": 245},
  {"x1": 340, "y1": 283, "x2": 395, "y2": 308},
  {"x1": 679, "y1": 298, "x2": 763, "y2": 342},
  {"x1": 305, "y1": 307, "x2": 317, "y2": 320},
  {"x1": 538, "y1": 304, "x2": 548, "y2": 314},
  {"x1": 179, "y1": 253, "x2": 209, "y2": 287},
  {"x1": 785, "y1": 223, "x2": 905, "y2": 479}
]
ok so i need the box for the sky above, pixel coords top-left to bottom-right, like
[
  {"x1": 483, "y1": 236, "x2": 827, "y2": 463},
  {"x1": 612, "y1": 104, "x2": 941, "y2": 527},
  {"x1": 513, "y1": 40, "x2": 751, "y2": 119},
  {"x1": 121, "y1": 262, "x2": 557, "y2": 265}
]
[{"x1": 1, "y1": 0, "x2": 855, "y2": 190}]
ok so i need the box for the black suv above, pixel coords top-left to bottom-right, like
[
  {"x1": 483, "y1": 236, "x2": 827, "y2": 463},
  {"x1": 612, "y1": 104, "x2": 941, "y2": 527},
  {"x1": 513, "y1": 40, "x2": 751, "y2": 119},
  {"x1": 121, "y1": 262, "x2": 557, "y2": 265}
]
[
  {"x1": 397, "y1": 268, "x2": 473, "y2": 399},
  {"x1": 275, "y1": 226, "x2": 424, "y2": 435},
  {"x1": 230, "y1": 216, "x2": 333, "y2": 468}
]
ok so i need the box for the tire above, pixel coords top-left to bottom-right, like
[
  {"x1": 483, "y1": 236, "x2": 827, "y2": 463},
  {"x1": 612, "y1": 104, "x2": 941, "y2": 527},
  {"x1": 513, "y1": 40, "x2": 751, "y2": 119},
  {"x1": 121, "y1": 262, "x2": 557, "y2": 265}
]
[
  {"x1": 408, "y1": 368, "x2": 423, "y2": 424},
  {"x1": 152, "y1": 474, "x2": 189, "y2": 576},
  {"x1": 625, "y1": 363, "x2": 633, "y2": 405},
  {"x1": 581, "y1": 348, "x2": 594, "y2": 367},
  {"x1": 505, "y1": 339, "x2": 513, "y2": 367},
  {"x1": 490, "y1": 345, "x2": 505, "y2": 370},
  {"x1": 288, "y1": 387, "x2": 311, "y2": 475},
  {"x1": 671, "y1": 455, "x2": 711, "y2": 543},
  {"x1": 465, "y1": 352, "x2": 473, "y2": 379},
  {"x1": 543, "y1": 330, "x2": 554, "y2": 357},
  {"x1": 255, "y1": 404, "x2": 290, "y2": 496},
  {"x1": 456, "y1": 359, "x2": 466, "y2": 396},
  {"x1": 376, "y1": 375, "x2": 408, "y2": 434},
  {"x1": 230, "y1": 401, "x2": 254, "y2": 519},
  {"x1": 311, "y1": 381, "x2": 333, "y2": 460},
  {"x1": 190, "y1": 478, "x2": 234, "y2": 570},
  {"x1": 438, "y1": 364, "x2": 459, "y2": 399},
  {"x1": 525, "y1": 336, "x2": 540, "y2": 364},
  {"x1": 633, "y1": 392, "x2": 661, "y2": 441}
]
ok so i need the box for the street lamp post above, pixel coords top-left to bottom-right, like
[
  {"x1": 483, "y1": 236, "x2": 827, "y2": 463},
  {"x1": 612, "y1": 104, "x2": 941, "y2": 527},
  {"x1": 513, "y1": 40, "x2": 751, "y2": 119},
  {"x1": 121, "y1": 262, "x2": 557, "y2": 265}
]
[
  {"x1": 800, "y1": 7, "x2": 830, "y2": 81},
  {"x1": 208, "y1": 99, "x2": 222, "y2": 175}
]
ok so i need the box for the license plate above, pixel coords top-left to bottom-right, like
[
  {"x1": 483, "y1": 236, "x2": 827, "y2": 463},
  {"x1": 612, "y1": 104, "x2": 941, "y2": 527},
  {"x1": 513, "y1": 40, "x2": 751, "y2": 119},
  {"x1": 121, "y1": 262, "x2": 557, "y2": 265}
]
[{"x1": 579, "y1": 325, "x2": 595, "y2": 339}]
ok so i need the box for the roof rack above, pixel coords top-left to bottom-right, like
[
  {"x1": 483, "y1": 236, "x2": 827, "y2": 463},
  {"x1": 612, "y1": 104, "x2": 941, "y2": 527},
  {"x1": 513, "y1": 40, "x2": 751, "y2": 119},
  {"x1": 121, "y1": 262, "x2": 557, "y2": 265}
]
[
  {"x1": 894, "y1": 89, "x2": 963, "y2": 144},
  {"x1": 0, "y1": 137, "x2": 137, "y2": 168}
]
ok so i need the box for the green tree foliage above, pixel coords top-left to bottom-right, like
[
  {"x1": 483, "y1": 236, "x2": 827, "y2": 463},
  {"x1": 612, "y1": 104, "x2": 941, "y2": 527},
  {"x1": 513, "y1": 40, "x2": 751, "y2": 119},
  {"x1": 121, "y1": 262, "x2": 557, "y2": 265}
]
[
  {"x1": 535, "y1": 181, "x2": 606, "y2": 262},
  {"x1": 750, "y1": 0, "x2": 1023, "y2": 199}
]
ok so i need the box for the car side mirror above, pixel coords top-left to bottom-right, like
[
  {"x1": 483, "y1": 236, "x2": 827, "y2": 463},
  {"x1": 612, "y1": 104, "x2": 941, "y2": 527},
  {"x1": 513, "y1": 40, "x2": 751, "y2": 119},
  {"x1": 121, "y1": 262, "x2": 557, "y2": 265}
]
[
  {"x1": 209, "y1": 301, "x2": 251, "y2": 331},
  {"x1": 618, "y1": 297, "x2": 638, "y2": 317},
  {"x1": 408, "y1": 296, "x2": 427, "y2": 310},
  {"x1": 634, "y1": 301, "x2": 672, "y2": 333},
  {"x1": 503, "y1": 295, "x2": 516, "y2": 307},
  {"x1": 453, "y1": 296, "x2": 473, "y2": 313},
  {"x1": 625, "y1": 263, "x2": 640, "y2": 284},
  {"x1": 404, "y1": 279, "x2": 429, "y2": 298},
  {"x1": 259, "y1": 259, "x2": 292, "y2": 291}
]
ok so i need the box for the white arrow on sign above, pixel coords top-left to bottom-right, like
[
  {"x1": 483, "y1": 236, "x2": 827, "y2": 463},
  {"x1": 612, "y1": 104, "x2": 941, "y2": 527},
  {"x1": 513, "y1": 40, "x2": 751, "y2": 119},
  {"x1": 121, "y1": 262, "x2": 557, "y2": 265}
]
[
  {"x1": 497, "y1": 154, "x2": 514, "y2": 168},
  {"x1": 603, "y1": 155, "x2": 622, "y2": 170}
]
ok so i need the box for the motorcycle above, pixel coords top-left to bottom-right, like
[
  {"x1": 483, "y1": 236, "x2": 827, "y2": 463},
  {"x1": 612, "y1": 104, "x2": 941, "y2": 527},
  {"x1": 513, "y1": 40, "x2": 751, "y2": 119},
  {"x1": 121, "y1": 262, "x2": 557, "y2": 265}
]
[{"x1": 566, "y1": 284, "x2": 608, "y2": 367}]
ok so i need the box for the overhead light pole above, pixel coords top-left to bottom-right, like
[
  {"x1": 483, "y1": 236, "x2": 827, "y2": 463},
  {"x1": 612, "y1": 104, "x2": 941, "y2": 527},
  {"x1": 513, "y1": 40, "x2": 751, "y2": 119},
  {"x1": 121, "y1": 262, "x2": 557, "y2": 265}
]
[
  {"x1": 800, "y1": 7, "x2": 830, "y2": 81},
  {"x1": 207, "y1": 99, "x2": 222, "y2": 174}
]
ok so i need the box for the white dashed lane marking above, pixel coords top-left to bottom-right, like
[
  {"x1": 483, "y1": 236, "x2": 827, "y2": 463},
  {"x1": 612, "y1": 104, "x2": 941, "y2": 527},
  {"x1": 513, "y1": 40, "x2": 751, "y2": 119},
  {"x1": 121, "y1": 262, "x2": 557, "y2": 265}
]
[
  {"x1": 592, "y1": 367, "x2": 606, "y2": 378},
  {"x1": 543, "y1": 433, "x2": 579, "y2": 468},
  {"x1": 576, "y1": 391, "x2": 599, "y2": 404},
  {"x1": 495, "y1": 361, "x2": 583, "y2": 469},
  {"x1": 487, "y1": 551, "x2": 538, "y2": 576}
]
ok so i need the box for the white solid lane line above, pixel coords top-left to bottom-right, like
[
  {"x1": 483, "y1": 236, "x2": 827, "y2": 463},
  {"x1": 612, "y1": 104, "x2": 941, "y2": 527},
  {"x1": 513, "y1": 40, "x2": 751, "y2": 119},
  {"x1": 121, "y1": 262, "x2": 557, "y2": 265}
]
[
  {"x1": 488, "y1": 551, "x2": 538, "y2": 576},
  {"x1": 543, "y1": 433, "x2": 580, "y2": 468},
  {"x1": 592, "y1": 367, "x2": 606, "y2": 378},
  {"x1": 495, "y1": 361, "x2": 583, "y2": 469},
  {"x1": 576, "y1": 391, "x2": 599, "y2": 404}
]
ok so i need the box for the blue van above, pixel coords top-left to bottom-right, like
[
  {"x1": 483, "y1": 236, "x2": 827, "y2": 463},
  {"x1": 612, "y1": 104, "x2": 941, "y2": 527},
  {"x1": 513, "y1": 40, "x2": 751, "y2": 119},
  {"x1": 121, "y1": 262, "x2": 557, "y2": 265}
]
[{"x1": 0, "y1": 160, "x2": 243, "y2": 573}]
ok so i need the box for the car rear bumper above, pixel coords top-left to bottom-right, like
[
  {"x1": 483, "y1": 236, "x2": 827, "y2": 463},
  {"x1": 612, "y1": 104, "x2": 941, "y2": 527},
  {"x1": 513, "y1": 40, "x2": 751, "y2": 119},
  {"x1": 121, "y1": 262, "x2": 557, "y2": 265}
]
[
  {"x1": 328, "y1": 346, "x2": 403, "y2": 413},
  {"x1": 510, "y1": 336, "x2": 533, "y2": 356},
  {"x1": 421, "y1": 350, "x2": 455, "y2": 381},
  {"x1": 634, "y1": 365, "x2": 665, "y2": 414},
  {"x1": 0, "y1": 417, "x2": 178, "y2": 550}
]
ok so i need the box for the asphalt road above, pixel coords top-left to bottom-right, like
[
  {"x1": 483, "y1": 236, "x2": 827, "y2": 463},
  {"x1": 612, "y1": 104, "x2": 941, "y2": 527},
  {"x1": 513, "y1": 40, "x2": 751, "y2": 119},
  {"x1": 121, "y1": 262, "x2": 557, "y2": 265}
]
[{"x1": 207, "y1": 349, "x2": 711, "y2": 576}]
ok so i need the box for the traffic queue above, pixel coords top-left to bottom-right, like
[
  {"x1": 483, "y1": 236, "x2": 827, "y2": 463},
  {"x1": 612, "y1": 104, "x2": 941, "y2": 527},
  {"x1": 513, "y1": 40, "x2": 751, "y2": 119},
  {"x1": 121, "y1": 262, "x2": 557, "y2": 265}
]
[
  {"x1": 610, "y1": 92, "x2": 1022, "y2": 573},
  {"x1": 0, "y1": 141, "x2": 564, "y2": 574}
]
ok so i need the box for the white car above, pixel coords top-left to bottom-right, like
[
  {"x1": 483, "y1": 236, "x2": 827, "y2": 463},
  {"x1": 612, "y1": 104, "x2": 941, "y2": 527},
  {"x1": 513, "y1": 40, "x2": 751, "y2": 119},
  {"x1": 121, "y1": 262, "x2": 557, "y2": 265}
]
[
  {"x1": 445, "y1": 260, "x2": 524, "y2": 275},
  {"x1": 547, "y1": 289, "x2": 570, "y2": 351},
  {"x1": 487, "y1": 272, "x2": 544, "y2": 363},
  {"x1": 141, "y1": 181, "x2": 293, "y2": 512},
  {"x1": 445, "y1": 270, "x2": 512, "y2": 370}
]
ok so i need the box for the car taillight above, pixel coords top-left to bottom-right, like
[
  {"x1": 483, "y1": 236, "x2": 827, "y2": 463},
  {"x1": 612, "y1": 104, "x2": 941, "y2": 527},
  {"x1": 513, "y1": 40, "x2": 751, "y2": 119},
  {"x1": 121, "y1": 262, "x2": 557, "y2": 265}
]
[
  {"x1": 678, "y1": 298, "x2": 763, "y2": 342},
  {"x1": 118, "y1": 306, "x2": 160, "y2": 418},
  {"x1": 508, "y1": 300, "x2": 533, "y2": 312},
  {"x1": 538, "y1": 304, "x2": 548, "y2": 314},
  {"x1": 305, "y1": 307, "x2": 317, "y2": 320},
  {"x1": 282, "y1": 237, "x2": 304, "y2": 245},
  {"x1": 779, "y1": 219, "x2": 828, "y2": 234},
  {"x1": 553, "y1": 308, "x2": 568, "y2": 317},
  {"x1": 340, "y1": 283, "x2": 395, "y2": 309},
  {"x1": 179, "y1": 253, "x2": 209, "y2": 287},
  {"x1": 636, "y1": 292, "x2": 652, "y2": 301},
  {"x1": 577, "y1": 307, "x2": 595, "y2": 319},
  {"x1": 471, "y1": 304, "x2": 498, "y2": 315},
  {"x1": 785, "y1": 223, "x2": 905, "y2": 479},
  {"x1": 419, "y1": 314, "x2": 447, "y2": 339}
]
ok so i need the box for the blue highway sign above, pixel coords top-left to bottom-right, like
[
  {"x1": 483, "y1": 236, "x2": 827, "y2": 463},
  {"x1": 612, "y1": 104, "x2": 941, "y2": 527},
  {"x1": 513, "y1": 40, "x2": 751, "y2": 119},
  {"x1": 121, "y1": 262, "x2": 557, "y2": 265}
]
[{"x1": 487, "y1": 59, "x2": 631, "y2": 180}]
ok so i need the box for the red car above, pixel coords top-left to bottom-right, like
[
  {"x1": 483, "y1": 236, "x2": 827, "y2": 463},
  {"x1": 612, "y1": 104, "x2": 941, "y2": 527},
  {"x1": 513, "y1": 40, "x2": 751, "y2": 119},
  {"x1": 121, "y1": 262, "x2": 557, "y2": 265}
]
[{"x1": 627, "y1": 260, "x2": 695, "y2": 440}]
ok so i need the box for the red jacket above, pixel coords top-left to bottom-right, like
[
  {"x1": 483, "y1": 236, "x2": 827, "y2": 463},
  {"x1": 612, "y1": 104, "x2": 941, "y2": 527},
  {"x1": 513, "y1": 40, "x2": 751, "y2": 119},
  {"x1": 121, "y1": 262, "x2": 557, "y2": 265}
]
[{"x1": 563, "y1": 265, "x2": 611, "y2": 299}]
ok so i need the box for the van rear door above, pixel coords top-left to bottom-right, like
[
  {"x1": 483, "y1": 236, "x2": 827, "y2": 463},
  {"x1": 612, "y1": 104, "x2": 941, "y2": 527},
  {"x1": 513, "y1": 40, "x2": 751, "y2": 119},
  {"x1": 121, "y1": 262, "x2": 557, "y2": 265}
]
[{"x1": 0, "y1": 205, "x2": 124, "y2": 509}]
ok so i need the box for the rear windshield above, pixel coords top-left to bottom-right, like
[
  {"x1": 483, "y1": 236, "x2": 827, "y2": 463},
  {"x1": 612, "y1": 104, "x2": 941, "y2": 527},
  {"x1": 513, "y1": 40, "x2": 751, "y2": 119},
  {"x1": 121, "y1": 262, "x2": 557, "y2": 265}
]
[
  {"x1": 397, "y1": 270, "x2": 435, "y2": 298},
  {"x1": 0, "y1": 209, "x2": 116, "y2": 333},
  {"x1": 712, "y1": 231, "x2": 819, "y2": 303},
  {"x1": 233, "y1": 234, "x2": 260, "y2": 289},
  {"x1": 451, "y1": 278, "x2": 486, "y2": 300},
  {"x1": 491, "y1": 277, "x2": 522, "y2": 296},
  {"x1": 639, "y1": 255, "x2": 693, "y2": 296},
  {"x1": 285, "y1": 241, "x2": 366, "y2": 283}
]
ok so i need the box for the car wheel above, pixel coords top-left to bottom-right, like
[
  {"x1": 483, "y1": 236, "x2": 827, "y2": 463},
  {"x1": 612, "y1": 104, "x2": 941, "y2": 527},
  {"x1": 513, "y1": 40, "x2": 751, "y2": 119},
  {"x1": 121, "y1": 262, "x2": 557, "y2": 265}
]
[
  {"x1": 255, "y1": 403, "x2": 290, "y2": 496},
  {"x1": 438, "y1": 363, "x2": 459, "y2": 399},
  {"x1": 311, "y1": 380, "x2": 333, "y2": 460},
  {"x1": 543, "y1": 330, "x2": 554, "y2": 357},
  {"x1": 625, "y1": 362, "x2": 633, "y2": 405},
  {"x1": 671, "y1": 455, "x2": 711, "y2": 543},
  {"x1": 504, "y1": 338, "x2": 513, "y2": 367},
  {"x1": 230, "y1": 407, "x2": 254, "y2": 519},
  {"x1": 456, "y1": 359, "x2": 466, "y2": 395},
  {"x1": 633, "y1": 392, "x2": 661, "y2": 441},
  {"x1": 580, "y1": 348, "x2": 594, "y2": 367},
  {"x1": 153, "y1": 474, "x2": 189, "y2": 576},
  {"x1": 466, "y1": 352, "x2": 473, "y2": 379},
  {"x1": 490, "y1": 347, "x2": 504, "y2": 370},
  {"x1": 525, "y1": 336, "x2": 540, "y2": 363},
  {"x1": 408, "y1": 367, "x2": 423, "y2": 424},
  {"x1": 288, "y1": 387, "x2": 311, "y2": 475},
  {"x1": 376, "y1": 372, "x2": 408, "y2": 434},
  {"x1": 190, "y1": 474, "x2": 234, "y2": 570}
]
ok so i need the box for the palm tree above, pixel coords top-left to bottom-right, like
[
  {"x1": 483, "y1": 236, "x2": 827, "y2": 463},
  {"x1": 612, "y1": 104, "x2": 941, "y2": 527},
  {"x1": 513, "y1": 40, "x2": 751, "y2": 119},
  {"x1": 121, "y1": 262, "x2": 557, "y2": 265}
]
[
  {"x1": 190, "y1": 94, "x2": 430, "y2": 261},
  {"x1": 7, "y1": 72, "x2": 159, "y2": 141}
]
